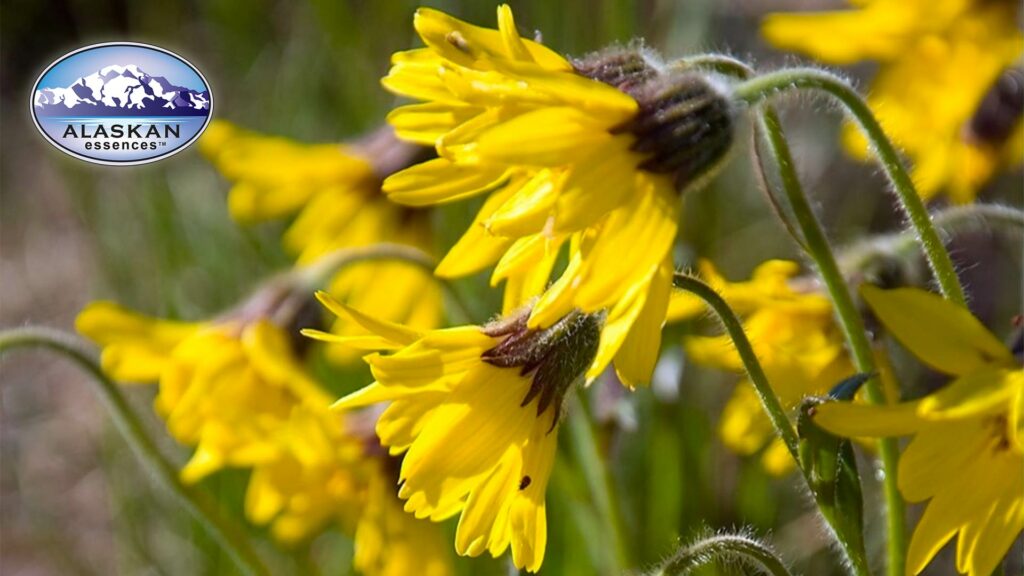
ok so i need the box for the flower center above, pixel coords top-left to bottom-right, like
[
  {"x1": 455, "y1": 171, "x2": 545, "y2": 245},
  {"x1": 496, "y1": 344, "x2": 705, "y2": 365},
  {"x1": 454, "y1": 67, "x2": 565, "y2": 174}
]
[
  {"x1": 965, "y1": 67, "x2": 1023, "y2": 148},
  {"x1": 573, "y1": 48, "x2": 736, "y2": 192},
  {"x1": 482, "y1": 309, "x2": 602, "y2": 431}
]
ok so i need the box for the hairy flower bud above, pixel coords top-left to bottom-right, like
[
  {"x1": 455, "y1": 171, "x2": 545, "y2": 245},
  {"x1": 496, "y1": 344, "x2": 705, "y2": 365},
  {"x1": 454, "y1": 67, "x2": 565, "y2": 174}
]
[
  {"x1": 574, "y1": 47, "x2": 736, "y2": 192},
  {"x1": 482, "y1": 309, "x2": 602, "y2": 430}
]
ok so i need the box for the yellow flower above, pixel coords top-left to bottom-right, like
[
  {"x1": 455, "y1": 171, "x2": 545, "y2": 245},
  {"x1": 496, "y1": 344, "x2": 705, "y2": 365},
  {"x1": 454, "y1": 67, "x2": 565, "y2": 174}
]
[
  {"x1": 306, "y1": 293, "x2": 604, "y2": 572},
  {"x1": 815, "y1": 286, "x2": 1023, "y2": 576},
  {"x1": 76, "y1": 299, "x2": 454, "y2": 575},
  {"x1": 246, "y1": 406, "x2": 453, "y2": 576},
  {"x1": 200, "y1": 121, "x2": 443, "y2": 363},
  {"x1": 380, "y1": 5, "x2": 737, "y2": 386},
  {"x1": 670, "y1": 260, "x2": 855, "y2": 474},
  {"x1": 353, "y1": 456, "x2": 454, "y2": 576},
  {"x1": 75, "y1": 300, "x2": 331, "y2": 483},
  {"x1": 763, "y1": 0, "x2": 1024, "y2": 203}
]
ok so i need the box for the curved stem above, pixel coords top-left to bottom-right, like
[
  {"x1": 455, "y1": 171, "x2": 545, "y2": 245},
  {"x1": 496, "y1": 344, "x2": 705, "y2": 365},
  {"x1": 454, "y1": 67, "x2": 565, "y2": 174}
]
[
  {"x1": 0, "y1": 327, "x2": 271, "y2": 576},
  {"x1": 652, "y1": 534, "x2": 793, "y2": 576},
  {"x1": 298, "y1": 242, "x2": 475, "y2": 324},
  {"x1": 671, "y1": 53, "x2": 755, "y2": 79},
  {"x1": 733, "y1": 67, "x2": 967, "y2": 307},
  {"x1": 674, "y1": 273, "x2": 871, "y2": 575},
  {"x1": 754, "y1": 109, "x2": 902, "y2": 576},
  {"x1": 671, "y1": 274, "x2": 799, "y2": 459}
]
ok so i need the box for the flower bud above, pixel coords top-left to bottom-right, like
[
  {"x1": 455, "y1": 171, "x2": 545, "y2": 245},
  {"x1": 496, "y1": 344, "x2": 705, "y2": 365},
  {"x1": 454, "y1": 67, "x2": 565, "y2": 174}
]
[{"x1": 574, "y1": 47, "x2": 736, "y2": 192}]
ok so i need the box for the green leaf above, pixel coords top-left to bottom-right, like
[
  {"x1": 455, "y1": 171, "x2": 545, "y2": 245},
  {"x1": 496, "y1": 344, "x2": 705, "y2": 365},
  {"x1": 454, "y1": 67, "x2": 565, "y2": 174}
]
[{"x1": 797, "y1": 399, "x2": 867, "y2": 564}]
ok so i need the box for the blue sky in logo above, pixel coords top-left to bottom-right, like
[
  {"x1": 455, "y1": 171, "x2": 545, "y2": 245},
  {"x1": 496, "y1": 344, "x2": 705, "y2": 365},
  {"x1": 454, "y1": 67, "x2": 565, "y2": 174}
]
[{"x1": 39, "y1": 45, "x2": 207, "y2": 91}]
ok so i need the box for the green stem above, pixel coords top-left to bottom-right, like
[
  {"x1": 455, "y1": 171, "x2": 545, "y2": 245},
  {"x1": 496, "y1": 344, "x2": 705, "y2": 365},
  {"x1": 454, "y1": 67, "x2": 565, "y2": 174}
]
[
  {"x1": 566, "y1": 399, "x2": 628, "y2": 574},
  {"x1": 298, "y1": 242, "x2": 475, "y2": 324},
  {"x1": 754, "y1": 109, "x2": 902, "y2": 576},
  {"x1": 652, "y1": 534, "x2": 793, "y2": 576},
  {"x1": 733, "y1": 67, "x2": 967, "y2": 307},
  {"x1": 0, "y1": 327, "x2": 271, "y2": 576},
  {"x1": 672, "y1": 274, "x2": 799, "y2": 458},
  {"x1": 673, "y1": 273, "x2": 870, "y2": 575}
]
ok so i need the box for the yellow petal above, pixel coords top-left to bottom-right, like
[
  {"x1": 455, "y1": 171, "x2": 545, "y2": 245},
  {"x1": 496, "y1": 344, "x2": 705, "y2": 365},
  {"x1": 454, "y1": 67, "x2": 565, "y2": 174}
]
[
  {"x1": 762, "y1": 4, "x2": 921, "y2": 65},
  {"x1": 455, "y1": 446, "x2": 521, "y2": 557},
  {"x1": 314, "y1": 291, "x2": 422, "y2": 345},
  {"x1": 813, "y1": 400, "x2": 924, "y2": 438},
  {"x1": 484, "y1": 169, "x2": 560, "y2": 237},
  {"x1": 435, "y1": 186, "x2": 519, "y2": 277},
  {"x1": 613, "y1": 258, "x2": 672, "y2": 387},
  {"x1": 474, "y1": 107, "x2": 611, "y2": 167},
  {"x1": 387, "y1": 101, "x2": 484, "y2": 146},
  {"x1": 861, "y1": 285, "x2": 1012, "y2": 376},
  {"x1": 383, "y1": 158, "x2": 509, "y2": 206},
  {"x1": 413, "y1": 6, "x2": 569, "y2": 72},
  {"x1": 552, "y1": 136, "x2": 639, "y2": 232}
]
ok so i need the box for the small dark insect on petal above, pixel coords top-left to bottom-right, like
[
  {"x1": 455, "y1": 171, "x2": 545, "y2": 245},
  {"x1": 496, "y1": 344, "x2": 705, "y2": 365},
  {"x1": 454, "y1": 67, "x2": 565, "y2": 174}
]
[{"x1": 519, "y1": 476, "x2": 532, "y2": 490}]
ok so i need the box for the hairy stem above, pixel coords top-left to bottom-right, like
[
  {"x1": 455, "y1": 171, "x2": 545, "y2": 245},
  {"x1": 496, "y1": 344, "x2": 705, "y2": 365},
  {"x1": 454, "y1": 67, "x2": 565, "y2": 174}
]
[
  {"x1": 673, "y1": 273, "x2": 871, "y2": 575},
  {"x1": 733, "y1": 67, "x2": 967, "y2": 306},
  {"x1": 753, "y1": 109, "x2": 899, "y2": 576},
  {"x1": 653, "y1": 534, "x2": 793, "y2": 576},
  {"x1": 671, "y1": 274, "x2": 800, "y2": 460},
  {"x1": 0, "y1": 327, "x2": 271, "y2": 576}
]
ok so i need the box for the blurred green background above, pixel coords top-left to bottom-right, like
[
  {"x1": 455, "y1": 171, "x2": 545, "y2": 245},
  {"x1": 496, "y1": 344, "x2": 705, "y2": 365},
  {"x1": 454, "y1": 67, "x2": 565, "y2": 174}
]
[{"x1": 1, "y1": 1, "x2": 1021, "y2": 575}]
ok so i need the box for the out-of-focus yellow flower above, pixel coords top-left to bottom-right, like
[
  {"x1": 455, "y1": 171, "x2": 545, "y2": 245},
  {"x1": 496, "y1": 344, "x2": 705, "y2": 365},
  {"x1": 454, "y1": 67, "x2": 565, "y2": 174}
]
[
  {"x1": 670, "y1": 260, "x2": 854, "y2": 474},
  {"x1": 353, "y1": 456, "x2": 454, "y2": 576},
  {"x1": 200, "y1": 121, "x2": 443, "y2": 363},
  {"x1": 307, "y1": 293, "x2": 604, "y2": 572},
  {"x1": 380, "y1": 5, "x2": 737, "y2": 386},
  {"x1": 763, "y1": 0, "x2": 1024, "y2": 203},
  {"x1": 76, "y1": 300, "x2": 330, "y2": 483},
  {"x1": 815, "y1": 286, "x2": 1023, "y2": 576},
  {"x1": 246, "y1": 406, "x2": 453, "y2": 576},
  {"x1": 76, "y1": 299, "x2": 453, "y2": 575}
]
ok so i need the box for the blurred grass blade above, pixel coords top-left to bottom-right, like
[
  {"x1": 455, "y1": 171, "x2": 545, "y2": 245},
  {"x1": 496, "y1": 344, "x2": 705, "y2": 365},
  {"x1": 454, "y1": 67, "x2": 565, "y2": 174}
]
[{"x1": 0, "y1": 327, "x2": 271, "y2": 576}]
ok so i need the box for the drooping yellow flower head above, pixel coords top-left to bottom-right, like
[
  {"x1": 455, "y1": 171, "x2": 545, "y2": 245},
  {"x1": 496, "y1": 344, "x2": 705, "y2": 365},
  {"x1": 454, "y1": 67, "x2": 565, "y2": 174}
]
[
  {"x1": 670, "y1": 260, "x2": 855, "y2": 474},
  {"x1": 815, "y1": 286, "x2": 1023, "y2": 576},
  {"x1": 76, "y1": 300, "x2": 332, "y2": 483},
  {"x1": 246, "y1": 405, "x2": 453, "y2": 576},
  {"x1": 306, "y1": 293, "x2": 605, "y2": 572},
  {"x1": 763, "y1": 0, "x2": 1024, "y2": 203},
  {"x1": 381, "y1": 5, "x2": 737, "y2": 386},
  {"x1": 76, "y1": 298, "x2": 453, "y2": 575},
  {"x1": 200, "y1": 121, "x2": 443, "y2": 363}
]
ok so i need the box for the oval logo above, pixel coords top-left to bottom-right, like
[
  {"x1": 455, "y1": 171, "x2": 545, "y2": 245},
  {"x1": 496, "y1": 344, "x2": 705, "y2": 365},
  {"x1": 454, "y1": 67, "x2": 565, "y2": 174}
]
[{"x1": 31, "y1": 42, "x2": 213, "y2": 166}]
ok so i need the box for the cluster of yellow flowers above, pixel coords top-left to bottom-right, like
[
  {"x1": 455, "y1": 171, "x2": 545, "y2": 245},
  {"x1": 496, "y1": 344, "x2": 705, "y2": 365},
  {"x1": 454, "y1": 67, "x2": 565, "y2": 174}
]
[
  {"x1": 74, "y1": 3, "x2": 1021, "y2": 575},
  {"x1": 764, "y1": 0, "x2": 1023, "y2": 203}
]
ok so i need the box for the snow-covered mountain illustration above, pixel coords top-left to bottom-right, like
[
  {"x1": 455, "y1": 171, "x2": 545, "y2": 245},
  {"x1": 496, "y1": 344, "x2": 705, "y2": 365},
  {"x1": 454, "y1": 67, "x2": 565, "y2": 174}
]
[{"x1": 34, "y1": 64, "x2": 210, "y2": 117}]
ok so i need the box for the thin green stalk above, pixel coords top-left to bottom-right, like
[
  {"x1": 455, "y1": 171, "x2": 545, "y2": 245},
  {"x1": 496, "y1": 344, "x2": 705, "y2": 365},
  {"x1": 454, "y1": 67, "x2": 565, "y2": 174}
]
[
  {"x1": 754, "y1": 109, "x2": 903, "y2": 576},
  {"x1": 298, "y1": 242, "x2": 475, "y2": 324},
  {"x1": 672, "y1": 274, "x2": 799, "y2": 458},
  {"x1": 652, "y1": 534, "x2": 793, "y2": 576},
  {"x1": 673, "y1": 273, "x2": 869, "y2": 575},
  {"x1": 733, "y1": 67, "x2": 967, "y2": 307},
  {"x1": 0, "y1": 327, "x2": 271, "y2": 576},
  {"x1": 566, "y1": 399, "x2": 629, "y2": 574}
]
